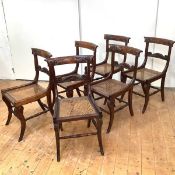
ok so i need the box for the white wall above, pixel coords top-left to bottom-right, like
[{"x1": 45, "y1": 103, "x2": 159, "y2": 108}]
[
  {"x1": 3, "y1": 0, "x2": 80, "y2": 80},
  {"x1": 155, "y1": 0, "x2": 175, "y2": 87},
  {"x1": 0, "y1": 0, "x2": 14, "y2": 79},
  {"x1": 79, "y1": 0, "x2": 158, "y2": 68},
  {"x1": 1, "y1": 0, "x2": 175, "y2": 86}
]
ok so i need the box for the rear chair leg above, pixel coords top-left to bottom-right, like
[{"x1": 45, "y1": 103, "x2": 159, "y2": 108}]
[
  {"x1": 120, "y1": 74, "x2": 127, "y2": 101},
  {"x1": 38, "y1": 99, "x2": 47, "y2": 111},
  {"x1": 128, "y1": 88, "x2": 134, "y2": 116},
  {"x1": 76, "y1": 88, "x2": 82, "y2": 97},
  {"x1": 66, "y1": 89, "x2": 73, "y2": 98},
  {"x1": 161, "y1": 76, "x2": 165, "y2": 101},
  {"x1": 87, "y1": 119, "x2": 91, "y2": 128}
]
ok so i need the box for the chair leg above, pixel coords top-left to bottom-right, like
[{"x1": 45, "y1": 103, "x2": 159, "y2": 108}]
[
  {"x1": 66, "y1": 89, "x2": 73, "y2": 98},
  {"x1": 54, "y1": 124, "x2": 60, "y2": 161},
  {"x1": 37, "y1": 99, "x2": 46, "y2": 111},
  {"x1": 107, "y1": 98, "x2": 115, "y2": 133},
  {"x1": 87, "y1": 89, "x2": 92, "y2": 127},
  {"x1": 47, "y1": 91, "x2": 63, "y2": 131},
  {"x1": 87, "y1": 119, "x2": 91, "y2": 128},
  {"x1": 47, "y1": 91, "x2": 54, "y2": 115},
  {"x1": 141, "y1": 82, "x2": 150, "y2": 113},
  {"x1": 96, "y1": 117, "x2": 104, "y2": 155},
  {"x1": 128, "y1": 88, "x2": 134, "y2": 116},
  {"x1": 103, "y1": 98, "x2": 107, "y2": 105},
  {"x1": 59, "y1": 123, "x2": 63, "y2": 131},
  {"x1": 2, "y1": 96, "x2": 13, "y2": 125},
  {"x1": 14, "y1": 106, "x2": 26, "y2": 142},
  {"x1": 6, "y1": 110, "x2": 12, "y2": 125},
  {"x1": 120, "y1": 74, "x2": 127, "y2": 101},
  {"x1": 161, "y1": 76, "x2": 165, "y2": 101},
  {"x1": 76, "y1": 88, "x2": 81, "y2": 97}
]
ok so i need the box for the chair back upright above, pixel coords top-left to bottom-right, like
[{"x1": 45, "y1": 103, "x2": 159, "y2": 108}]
[{"x1": 32, "y1": 48, "x2": 52, "y2": 83}]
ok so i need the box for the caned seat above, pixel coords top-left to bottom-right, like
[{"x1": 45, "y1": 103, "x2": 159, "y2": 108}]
[
  {"x1": 58, "y1": 73, "x2": 84, "y2": 90},
  {"x1": 46, "y1": 55, "x2": 104, "y2": 161},
  {"x1": 123, "y1": 37, "x2": 175, "y2": 113},
  {"x1": 57, "y1": 41, "x2": 98, "y2": 98},
  {"x1": 91, "y1": 45, "x2": 142, "y2": 132},
  {"x1": 4, "y1": 84, "x2": 47, "y2": 107},
  {"x1": 60, "y1": 96, "x2": 96, "y2": 121},
  {"x1": 1, "y1": 48, "x2": 52, "y2": 141},
  {"x1": 91, "y1": 79, "x2": 127, "y2": 98},
  {"x1": 127, "y1": 68, "x2": 161, "y2": 81},
  {"x1": 92, "y1": 34, "x2": 130, "y2": 80},
  {"x1": 93, "y1": 63, "x2": 119, "y2": 76}
]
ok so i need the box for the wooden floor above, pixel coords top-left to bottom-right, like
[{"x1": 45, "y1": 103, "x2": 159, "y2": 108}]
[{"x1": 0, "y1": 80, "x2": 175, "y2": 175}]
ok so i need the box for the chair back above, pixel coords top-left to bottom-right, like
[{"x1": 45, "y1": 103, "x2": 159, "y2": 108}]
[
  {"x1": 104, "y1": 34, "x2": 130, "y2": 63},
  {"x1": 109, "y1": 44, "x2": 142, "y2": 89},
  {"x1": 32, "y1": 48, "x2": 52, "y2": 82},
  {"x1": 75, "y1": 41, "x2": 98, "y2": 80},
  {"x1": 142, "y1": 37, "x2": 175, "y2": 73},
  {"x1": 46, "y1": 55, "x2": 93, "y2": 100}
]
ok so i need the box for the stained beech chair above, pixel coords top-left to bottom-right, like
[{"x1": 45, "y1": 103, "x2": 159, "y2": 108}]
[
  {"x1": 1, "y1": 48, "x2": 52, "y2": 141},
  {"x1": 91, "y1": 45, "x2": 142, "y2": 133},
  {"x1": 57, "y1": 41, "x2": 98, "y2": 98},
  {"x1": 123, "y1": 37, "x2": 175, "y2": 113},
  {"x1": 46, "y1": 55, "x2": 104, "y2": 161},
  {"x1": 91, "y1": 34, "x2": 130, "y2": 80}
]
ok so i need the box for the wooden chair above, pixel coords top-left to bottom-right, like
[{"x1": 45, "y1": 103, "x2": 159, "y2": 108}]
[
  {"x1": 46, "y1": 55, "x2": 104, "y2": 161},
  {"x1": 1, "y1": 48, "x2": 52, "y2": 141},
  {"x1": 92, "y1": 34, "x2": 130, "y2": 80},
  {"x1": 57, "y1": 41, "x2": 98, "y2": 98},
  {"x1": 91, "y1": 45, "x2": 142, "y2": 133},
  {"x1": 123, "y1": 37, "x2": 175, "y2": 113}
]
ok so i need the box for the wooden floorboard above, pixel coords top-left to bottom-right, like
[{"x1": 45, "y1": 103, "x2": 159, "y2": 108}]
[{"x1": 0, "y1": 80, "x2": 175, "y2": 175}]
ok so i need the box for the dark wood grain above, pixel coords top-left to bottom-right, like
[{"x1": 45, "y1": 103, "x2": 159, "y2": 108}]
[
  {"x1": 56, "y1": 41, "x2": 98, "y2": 98},
  {"x1": 92, "y1": 34, "x2": 131, "y2": 80},
  {"x1": 124, "y1": 36, "x2": 175, "y2": 113},
  {"x1": 46, "y1": 55, "x2": 104, "y2": 161},
  {"x1": 91, "y1": 45, "x2": 142, "y2": 133},
  {"x1": 1, "y1": 48, "x2": 52, "y2": 141}
]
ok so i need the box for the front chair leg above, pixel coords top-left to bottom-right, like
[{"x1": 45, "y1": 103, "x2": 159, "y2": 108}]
[
  {"x1": 14, "y1": 106, "x2": 26, "y2": 142},
  {"x1": 161, "y1": 76, "x2": 165, "y2": 101},
  {"x1": 142, "y1": 82, "x2": 150, "y2": 113},
  {"x1": 2, "y1": 96, "x2": 13, "y2": 125},
  {"x1": 107, "y1": 98, "x2": 115, "y2": 133},
  {"x1": 54, "y1": 123, "x2": 60, "y2": 161},
  {"x1": 96, "y1": 117, "x2": 104, "y2": 155},
  {"x1": 128, "y1": 88, "x2": 134, "y2": 116},
  {"x1": 47, "y1": 91, "x2": 63, "y2": 131}
]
